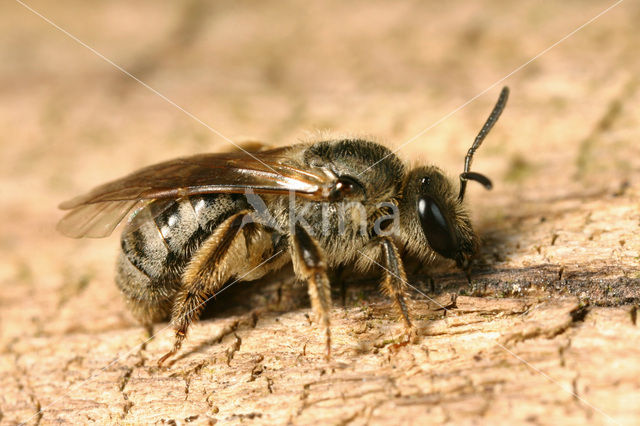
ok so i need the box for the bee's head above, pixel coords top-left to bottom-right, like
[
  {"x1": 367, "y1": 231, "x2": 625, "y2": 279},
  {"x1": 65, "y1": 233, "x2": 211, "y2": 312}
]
[
  {"x1": 400, "y1": 167, "x2": 484, "y2": 271},
  {"x1": 399, "y1": 86, "x2": 508, "y2": 277}
]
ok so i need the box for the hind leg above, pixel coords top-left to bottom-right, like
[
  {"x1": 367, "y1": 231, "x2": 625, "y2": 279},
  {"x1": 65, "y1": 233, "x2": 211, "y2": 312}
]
[{"x1": 156, "y1": 210, "x2": 292, "y2": 366}]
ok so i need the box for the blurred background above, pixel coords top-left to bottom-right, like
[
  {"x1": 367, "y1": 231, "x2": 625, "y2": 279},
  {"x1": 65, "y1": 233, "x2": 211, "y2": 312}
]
[{"x1": 1, "y1": 0, "x2": 639, "y2": 423}]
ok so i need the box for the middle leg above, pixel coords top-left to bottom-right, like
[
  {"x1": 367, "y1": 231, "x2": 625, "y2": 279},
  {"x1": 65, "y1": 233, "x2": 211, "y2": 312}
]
[{"x1": 291, "y1": 223, "x2": 332, "y2": 360}]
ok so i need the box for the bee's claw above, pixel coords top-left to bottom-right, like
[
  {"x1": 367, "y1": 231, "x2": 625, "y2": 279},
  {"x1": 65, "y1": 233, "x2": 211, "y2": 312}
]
[
  {"x1": 324, "y1": 328, "x2": 332, "y2": 361},
  {"x1": 157, "y1": 351, "x2": 175, "y2": 368},
  {"x1": 157, "y1": 331, "x2": 185, "y2": 367}
]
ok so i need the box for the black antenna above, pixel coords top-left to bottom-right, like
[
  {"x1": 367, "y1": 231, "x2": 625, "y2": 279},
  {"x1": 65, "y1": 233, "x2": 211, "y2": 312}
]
[{"x1": 458, "y1": 86, "x2": 509, "y2": 201}]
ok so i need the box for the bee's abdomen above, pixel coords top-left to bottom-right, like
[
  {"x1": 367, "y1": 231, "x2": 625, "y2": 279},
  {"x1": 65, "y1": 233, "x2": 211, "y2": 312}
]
[{"x1": 116, "y1": 194, "x2": 242, "y2": 322}]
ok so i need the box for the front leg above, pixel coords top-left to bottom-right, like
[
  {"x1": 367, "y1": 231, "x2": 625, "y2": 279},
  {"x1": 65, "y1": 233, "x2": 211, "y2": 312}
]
[
  {"x1": 291, "y1": 224, "x2": 332, "y2": 360},
  {"x1": 380, "y1": 238, "x2": 412, "y2": 328},
  {"x1": 361, "y1": 237, "x2": 413, "y2": 329}
]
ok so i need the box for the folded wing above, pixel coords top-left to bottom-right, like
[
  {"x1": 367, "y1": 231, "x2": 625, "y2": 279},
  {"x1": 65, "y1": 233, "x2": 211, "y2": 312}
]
[{"x1": 58, "y1": 147, "x2": 336, "y2": 238}]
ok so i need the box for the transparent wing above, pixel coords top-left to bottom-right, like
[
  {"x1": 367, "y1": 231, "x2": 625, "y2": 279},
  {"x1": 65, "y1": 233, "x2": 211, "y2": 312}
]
[
  {"x1": 57, "y1": 200, "x2": 145, "y2": 238},
  {"x1": 57, "y1": 146, "x2": 336, "y2": 238}
]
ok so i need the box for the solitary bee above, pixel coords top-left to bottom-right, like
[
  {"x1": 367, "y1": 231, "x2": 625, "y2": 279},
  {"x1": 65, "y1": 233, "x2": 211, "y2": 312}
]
[{"x1": 58, "y1": 87, "x2": 508, "y2": 364}]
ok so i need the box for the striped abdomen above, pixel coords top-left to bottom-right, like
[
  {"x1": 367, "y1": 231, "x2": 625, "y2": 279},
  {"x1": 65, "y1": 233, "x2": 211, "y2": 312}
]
[{"x1": 116, "y1": 194, "x2": 244, "y2": 323}]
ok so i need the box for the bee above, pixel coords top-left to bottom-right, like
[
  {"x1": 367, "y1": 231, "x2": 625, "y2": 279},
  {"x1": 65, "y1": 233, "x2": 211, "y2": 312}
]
[{"x1": 58, "y1": 87, "x2": 509, "y2": 365}]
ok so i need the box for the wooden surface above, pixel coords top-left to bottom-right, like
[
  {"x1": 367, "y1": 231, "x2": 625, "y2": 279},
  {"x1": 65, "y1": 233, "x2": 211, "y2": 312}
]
[{"x1": 1, "y1": 1, "x2": 639, "y2": 424}]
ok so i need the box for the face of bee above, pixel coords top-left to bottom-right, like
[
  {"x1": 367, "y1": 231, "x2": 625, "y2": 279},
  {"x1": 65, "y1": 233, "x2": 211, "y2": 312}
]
[{"x1": 399, "y1": 166, "x2": 478, "y2": 268}]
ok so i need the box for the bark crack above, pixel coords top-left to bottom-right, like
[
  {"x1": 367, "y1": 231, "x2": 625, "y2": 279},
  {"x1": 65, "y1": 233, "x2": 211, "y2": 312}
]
[
  {"x1": 11, "y1": 351, "x2": 43, "y2": 426},
  {"x1": 502, "y1": 301, "x2": 589, "y2": 345},
  {"x1": 225, "y1": 333, "x2": 242, "y2": 366}
]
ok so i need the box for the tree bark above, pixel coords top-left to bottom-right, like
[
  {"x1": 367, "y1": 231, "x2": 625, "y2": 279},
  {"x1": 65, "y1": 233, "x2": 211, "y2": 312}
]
[{"x1": 1, "y1": 1, "x2": 639, "y2": 425}]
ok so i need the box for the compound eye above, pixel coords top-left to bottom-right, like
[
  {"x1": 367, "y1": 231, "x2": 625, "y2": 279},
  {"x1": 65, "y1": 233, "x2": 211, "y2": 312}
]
[{"x1": 417, "y1": 195, "x2": 458, "y2": 259}]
